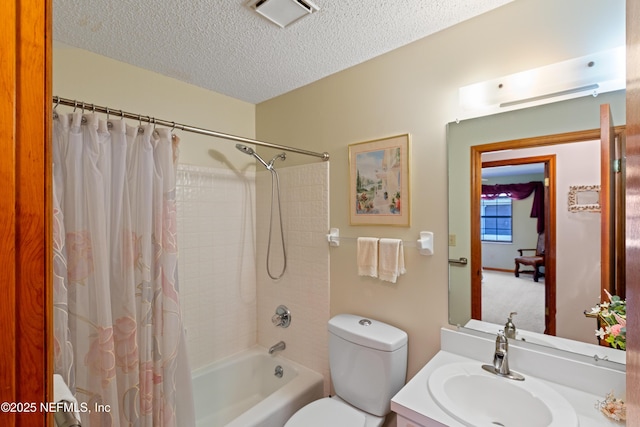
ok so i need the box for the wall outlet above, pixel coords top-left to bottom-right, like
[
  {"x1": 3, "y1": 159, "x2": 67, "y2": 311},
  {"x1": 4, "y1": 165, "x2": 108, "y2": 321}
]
[{"x1": 448, "y1": 234, "x2": 456, "y2": 246}]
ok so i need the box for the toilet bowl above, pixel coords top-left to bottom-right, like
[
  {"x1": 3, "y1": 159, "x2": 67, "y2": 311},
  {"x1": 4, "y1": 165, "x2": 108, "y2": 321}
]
[
  {"x1": 285, "y1": 396, "x2": 384, "y2": 427},
  {"x1": 284, "y1": 314, "x2": 408, "y2": 427}
]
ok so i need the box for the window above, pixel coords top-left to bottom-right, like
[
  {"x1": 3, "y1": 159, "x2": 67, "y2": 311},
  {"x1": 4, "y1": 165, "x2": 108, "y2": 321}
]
[{"x1": 481, "y1": 196, "x2": 512, "y2": 242}]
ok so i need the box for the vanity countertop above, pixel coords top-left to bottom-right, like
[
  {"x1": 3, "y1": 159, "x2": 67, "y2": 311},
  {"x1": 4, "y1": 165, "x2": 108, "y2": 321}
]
[{"x1": 391, "y1": 328, "x2": 626, "y2": 427}]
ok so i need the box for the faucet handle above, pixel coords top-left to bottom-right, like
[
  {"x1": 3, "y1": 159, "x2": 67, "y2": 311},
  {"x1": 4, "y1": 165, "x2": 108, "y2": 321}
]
[
  {"x1": 272, "y1": 305, "x2": 291, "y2": 328},
  {"x1": 496, "y1": 330, "x2": 508, "y2": 349}
]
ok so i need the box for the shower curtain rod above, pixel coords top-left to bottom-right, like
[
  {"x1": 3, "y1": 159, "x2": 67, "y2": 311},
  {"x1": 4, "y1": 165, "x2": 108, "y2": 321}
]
[{"x1": 52, "y1": 96, "x2": 330, "y2": 161}]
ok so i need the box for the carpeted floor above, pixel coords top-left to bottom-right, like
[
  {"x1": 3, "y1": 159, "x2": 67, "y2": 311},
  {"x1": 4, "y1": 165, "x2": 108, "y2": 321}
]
[{"x1": 481, "y1": 270, "x2": 545, "y2": 333}]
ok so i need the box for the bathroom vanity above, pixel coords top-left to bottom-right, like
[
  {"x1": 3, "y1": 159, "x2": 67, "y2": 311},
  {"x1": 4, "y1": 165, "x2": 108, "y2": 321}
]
[{"x1": 391, "y1": 327, "x2": 626, "y2": 427}]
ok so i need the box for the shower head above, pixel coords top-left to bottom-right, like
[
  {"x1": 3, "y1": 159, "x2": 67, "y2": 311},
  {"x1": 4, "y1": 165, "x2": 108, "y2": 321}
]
[
  {"x1": 236, "y1": 143, "x2": 269, "y2": 168},
  {"x1": 235, "y1": 144, "x2": 286, "y2": 171},
  {"x1": 236, "y1": 144, "x2": 256, "y2": 156}
]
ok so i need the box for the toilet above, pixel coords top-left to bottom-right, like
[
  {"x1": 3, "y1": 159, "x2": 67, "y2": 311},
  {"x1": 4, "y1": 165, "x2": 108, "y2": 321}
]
[{"x1": 285, "y1": 314, "x2": 408, "y2": 427}]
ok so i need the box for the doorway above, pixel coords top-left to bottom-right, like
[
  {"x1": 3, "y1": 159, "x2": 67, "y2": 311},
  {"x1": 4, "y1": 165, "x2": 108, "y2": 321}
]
[
  {"x1": 469, "y1": 124, "x2": 623, "y2": 339},
  {"x1": 473, "y1": 155, "x2": 555, "y2": 334}
]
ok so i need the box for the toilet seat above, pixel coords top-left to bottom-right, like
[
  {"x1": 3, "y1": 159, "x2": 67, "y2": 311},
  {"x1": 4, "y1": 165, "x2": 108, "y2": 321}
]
[{"x1": 285, "y1": 397, "x2": 366, "y2": 427}]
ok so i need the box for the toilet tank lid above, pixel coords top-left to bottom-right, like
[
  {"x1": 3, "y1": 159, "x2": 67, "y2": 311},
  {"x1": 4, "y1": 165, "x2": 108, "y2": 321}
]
[{"x1": 328, "y1": 314, "x2": 408, "y2": 352}]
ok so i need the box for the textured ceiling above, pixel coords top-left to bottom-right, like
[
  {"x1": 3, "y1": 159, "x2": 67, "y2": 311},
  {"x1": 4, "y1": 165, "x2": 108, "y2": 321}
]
[{"x1": 53, "y1": 0, "x2": 513, "y2": 104}]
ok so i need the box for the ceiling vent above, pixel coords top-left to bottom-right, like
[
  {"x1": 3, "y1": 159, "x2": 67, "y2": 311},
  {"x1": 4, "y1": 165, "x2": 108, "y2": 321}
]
[{"x1": 247, "y1": 0, "x2": 319, "y2": 28}]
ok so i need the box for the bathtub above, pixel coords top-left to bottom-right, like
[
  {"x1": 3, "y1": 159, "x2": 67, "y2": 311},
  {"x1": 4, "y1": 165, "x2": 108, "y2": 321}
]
[{"x1": 192, "y1": 347, "x2": 324, "y2": 427}]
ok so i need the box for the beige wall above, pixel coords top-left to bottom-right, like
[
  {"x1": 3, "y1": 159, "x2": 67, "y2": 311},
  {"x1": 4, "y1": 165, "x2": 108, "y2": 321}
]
[
  {"x1": 53, "y1": 42, "x2": 256, "y2": 169},
  {"x1": 255, "y1": 0, "x2": 625, "y2": 379}
]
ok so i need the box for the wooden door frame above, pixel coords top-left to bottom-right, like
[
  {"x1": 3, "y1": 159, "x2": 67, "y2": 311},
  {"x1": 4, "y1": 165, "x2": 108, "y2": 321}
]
[
  {"x1": 0, "y1": 0, "x2": 52, "y2": 425},
  {"x1": 473, "y1": 155, "x2": 556, "y2": 334},
  {"x1": 469, "y1": 128, "x2": 624, "y2": 336},
  {"x1": 626, "y1": 0, "x2": 640, "y2": 419}
]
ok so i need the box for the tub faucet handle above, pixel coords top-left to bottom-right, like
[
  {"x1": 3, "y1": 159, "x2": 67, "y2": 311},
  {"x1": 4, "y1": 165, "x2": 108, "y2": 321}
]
[{"x1": 272, "y1": 305, "x2": 291, "y2": 328}]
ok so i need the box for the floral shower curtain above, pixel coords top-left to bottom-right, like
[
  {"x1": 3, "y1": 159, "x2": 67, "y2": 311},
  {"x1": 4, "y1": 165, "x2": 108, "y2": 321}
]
[{"x1": 52, "y1": 112, "x2": 195, "y2": 427}]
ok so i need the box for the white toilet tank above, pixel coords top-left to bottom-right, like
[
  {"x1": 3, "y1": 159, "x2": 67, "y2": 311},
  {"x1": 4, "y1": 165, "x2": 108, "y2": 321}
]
[{"x1": 328, "y1": 314, "x2": 408, "y2": 417}]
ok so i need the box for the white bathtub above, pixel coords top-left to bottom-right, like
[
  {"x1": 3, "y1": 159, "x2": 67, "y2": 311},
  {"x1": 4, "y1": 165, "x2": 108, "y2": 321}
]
[{"x1": 192, "y1": 347, "x2": 324, "y2": 427}]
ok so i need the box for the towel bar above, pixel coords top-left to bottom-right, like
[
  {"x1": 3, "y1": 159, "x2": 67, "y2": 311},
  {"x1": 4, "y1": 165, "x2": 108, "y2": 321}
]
[{"x1": 326, "y1": 228, "x2": 434, "y2": 255}]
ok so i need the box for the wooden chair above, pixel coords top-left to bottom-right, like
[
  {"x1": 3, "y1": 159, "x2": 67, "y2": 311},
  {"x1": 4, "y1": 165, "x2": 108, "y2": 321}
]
[{"x1": 514, "y1": 232, "x2": 545, "y2": 282}]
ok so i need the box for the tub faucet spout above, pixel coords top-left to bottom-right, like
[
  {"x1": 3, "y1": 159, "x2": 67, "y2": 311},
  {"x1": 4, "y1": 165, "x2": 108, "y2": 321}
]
[{"x1": 269, "y1": 341, "x2": 286, "y2": 355}]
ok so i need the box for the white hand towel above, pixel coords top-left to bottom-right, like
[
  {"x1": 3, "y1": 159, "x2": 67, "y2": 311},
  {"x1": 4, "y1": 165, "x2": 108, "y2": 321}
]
[
  {"x1": 53, "y1": 374, "x2": 81, "y2": 422},
  {"x1": 378, "y1": 238, "x2": 406, "y2": 283},
  {"x1": 357, "y1": 237, "x2": 379, "y2": 277}
]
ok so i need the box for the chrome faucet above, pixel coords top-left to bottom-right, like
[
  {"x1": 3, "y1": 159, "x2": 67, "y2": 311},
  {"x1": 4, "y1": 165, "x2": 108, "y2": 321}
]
[
  {"x1": 268, "y1": 341, "x2": 286, "y2": 355},
  {"x1": 493, "y1": 330, "x2": 510, "y2": 375},
  {"x1": 482, "y1": 330, "x2": 524, "y2": 381}
]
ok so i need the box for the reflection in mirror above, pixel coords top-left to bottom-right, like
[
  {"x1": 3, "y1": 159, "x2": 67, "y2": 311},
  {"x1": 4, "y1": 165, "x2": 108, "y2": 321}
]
[
  {"x1": 447, "y1": 90, "x2": 626, "y2": 364},
  {"x1": 480, "y1": 162, "x2": 545, "y2": 333}
]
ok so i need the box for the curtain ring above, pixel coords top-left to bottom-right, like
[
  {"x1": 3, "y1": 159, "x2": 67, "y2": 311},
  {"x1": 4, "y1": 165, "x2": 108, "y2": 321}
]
[
  {"x1": 73, "y1": 100, "x2": 78, "y2": 112},
  {"x1": 91, "y1": 103, "x2": 96, "y2": 113},
  {"x1": 81, "y1": 102, "x2": 85, "y2": 114},
  {"x1": 171, "y1": 122, "x2": 176, "y2": 131},
  {"x1": 138, "y1": 114, "x2": 142, "y2": 127},
  {"x1": 120, "y1": 110, "x2": 125, "y2": 119},
  {"x1": 105, "y1": 107, "x2": 110, "y2": 121},
  {"x1": 53, "y1": 98, "x2": 60, "y2": 120}
]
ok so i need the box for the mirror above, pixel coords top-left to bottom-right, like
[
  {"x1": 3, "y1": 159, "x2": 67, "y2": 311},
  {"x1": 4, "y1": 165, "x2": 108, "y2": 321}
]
[
  {"x1": 568, "y1": 185, "x2": 601, "y2": 212},
  {"x1": 447, "y1": 90, "x2": 626, "y2": 363}
]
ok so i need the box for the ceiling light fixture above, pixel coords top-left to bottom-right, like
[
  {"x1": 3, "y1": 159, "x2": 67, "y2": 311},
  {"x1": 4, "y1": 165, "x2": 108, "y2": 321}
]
[
  {"x1": 247, "y1": 0, "x2": 320, "y2": 28},
  {"x1": 458, "y1": 46, "x2": 625, "y2": 119}
]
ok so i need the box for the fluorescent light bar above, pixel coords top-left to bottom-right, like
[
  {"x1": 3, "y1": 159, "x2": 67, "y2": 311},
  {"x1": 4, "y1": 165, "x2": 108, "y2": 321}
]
[
  {"x1": 458, "y1": 46, "x2": 625, "y2": 119},
  {"x1": 499, "y1": 84, "x2": 600, "y2": 108}
]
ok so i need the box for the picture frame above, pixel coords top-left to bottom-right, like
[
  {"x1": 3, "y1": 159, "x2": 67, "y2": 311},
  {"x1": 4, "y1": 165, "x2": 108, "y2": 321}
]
[
  {"x1": 348, "y1": 134, "x2": 410, "y2": 226},
  {"x1": 568, "y1": 185, "x2": 601, "y2": 212}
]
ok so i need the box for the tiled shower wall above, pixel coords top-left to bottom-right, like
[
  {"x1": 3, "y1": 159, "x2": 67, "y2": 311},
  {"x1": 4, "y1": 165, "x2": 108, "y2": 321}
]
[
  {"x1": 176, "y1": 164, "x2": 257, "y2": 369},
  {"x1": 256, "y1": 162, "x2": 331, "y2": 394},
  {"x1": 176, "y1": 162, "x2": 330, "y2": 388}
]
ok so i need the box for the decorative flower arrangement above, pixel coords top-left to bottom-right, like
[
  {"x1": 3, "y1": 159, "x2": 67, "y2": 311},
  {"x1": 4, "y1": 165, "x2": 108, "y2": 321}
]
[
  {"x1": 586, "y1": 289, "x2": 626, "y2": 350},
  {"x1": 597, "y1": 391, "x2": 626, "y2": 422}
]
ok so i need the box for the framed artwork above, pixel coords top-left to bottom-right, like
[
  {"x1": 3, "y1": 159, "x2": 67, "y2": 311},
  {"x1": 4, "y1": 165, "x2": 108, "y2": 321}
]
[{"x1": 348, "y1": 134, "x2": 410, "y2": 226}]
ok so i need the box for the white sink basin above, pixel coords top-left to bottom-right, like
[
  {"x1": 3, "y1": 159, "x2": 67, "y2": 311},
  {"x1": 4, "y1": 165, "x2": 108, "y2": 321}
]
[{"x1": 427, "y1": 362, "x2": 579, "y2": 427}]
